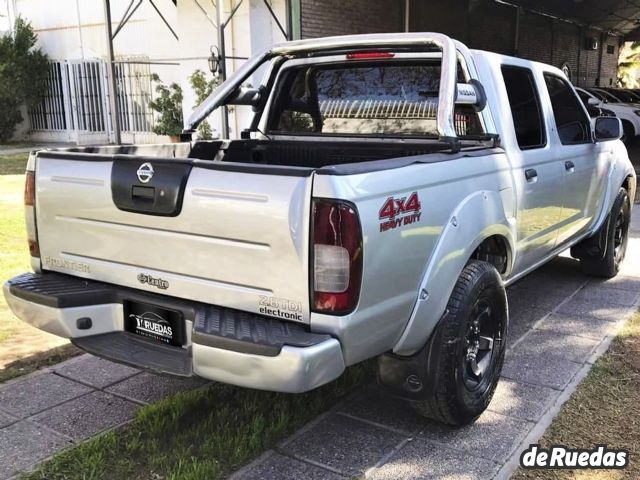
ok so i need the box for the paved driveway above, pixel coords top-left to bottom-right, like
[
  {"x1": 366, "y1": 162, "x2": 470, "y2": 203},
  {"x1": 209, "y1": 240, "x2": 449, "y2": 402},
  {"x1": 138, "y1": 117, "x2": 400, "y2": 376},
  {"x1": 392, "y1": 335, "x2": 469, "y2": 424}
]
[
  {"x1": 235, "y1": 206, "x2": 640, "y2": 480},
  {"x1": 1, "y1": 200, "x2": 639, "y2": 480}
]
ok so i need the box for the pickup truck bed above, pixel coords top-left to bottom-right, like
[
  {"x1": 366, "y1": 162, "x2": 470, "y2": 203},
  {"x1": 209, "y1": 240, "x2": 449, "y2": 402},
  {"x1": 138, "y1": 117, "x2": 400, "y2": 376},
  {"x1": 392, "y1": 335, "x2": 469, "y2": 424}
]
[
  {"x1": 69, "y1": 137, "x2": 485, "y2": 167},
  {"x1": 206, "y1": 138, "x2": 462, "y2": 167}
]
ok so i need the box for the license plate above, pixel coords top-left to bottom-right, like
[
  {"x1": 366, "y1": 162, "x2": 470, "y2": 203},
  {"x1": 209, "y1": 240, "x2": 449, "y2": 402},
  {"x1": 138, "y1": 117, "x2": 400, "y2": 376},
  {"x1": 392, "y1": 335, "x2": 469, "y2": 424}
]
[{"x1": 125, "y1": 301, "x2": 185, "y2": 347}]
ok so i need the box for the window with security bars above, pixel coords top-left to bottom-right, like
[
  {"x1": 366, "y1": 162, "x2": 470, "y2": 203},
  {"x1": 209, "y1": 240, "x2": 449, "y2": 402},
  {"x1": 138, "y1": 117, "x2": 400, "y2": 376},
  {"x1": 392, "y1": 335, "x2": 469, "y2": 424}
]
[
  {"x1": 29, "y1": 59, "x2": 155, "y2": 134},
  {"x1": 28, "y1": 62, "x2": 68, "y2": 131}
]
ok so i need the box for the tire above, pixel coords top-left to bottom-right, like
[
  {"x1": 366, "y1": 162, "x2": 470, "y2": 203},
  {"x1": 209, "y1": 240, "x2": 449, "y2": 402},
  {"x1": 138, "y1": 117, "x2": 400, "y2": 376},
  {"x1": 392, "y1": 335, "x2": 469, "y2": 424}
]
[
  {"x1": 577, "y1": 187, "x2": 631, "y2": 278},
  {"x1": 411, "y1": 260, "x2": 508, "y2": 425},
  {"x1": 621, "y1": 121, "x2": 634, "y2": 145}
]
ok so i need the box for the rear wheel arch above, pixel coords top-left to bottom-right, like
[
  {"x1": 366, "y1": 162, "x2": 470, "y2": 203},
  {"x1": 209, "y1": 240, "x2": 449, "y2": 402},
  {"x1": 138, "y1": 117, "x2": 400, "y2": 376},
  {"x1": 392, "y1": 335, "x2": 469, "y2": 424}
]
[
  {"x1": 392, "y1": 202, "x2": 515, "y2": 357},
  {"x1": 470, "y1": 234, "x2": 512, "y2": 276},
  {"x1": 378, "y1": 259, "x2": 508, "y2": 425}
]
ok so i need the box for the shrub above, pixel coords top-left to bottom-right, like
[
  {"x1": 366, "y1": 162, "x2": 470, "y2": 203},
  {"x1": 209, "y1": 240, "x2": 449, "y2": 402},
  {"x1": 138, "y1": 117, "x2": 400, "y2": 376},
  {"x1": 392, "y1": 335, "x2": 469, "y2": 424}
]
[
  {"x1": 0, "y1": 18, "x2": 48, "y2": 142},
  {"x1": 149, "y1": 74, "x2": 184, "y2": 137},
  {"x1": 189, "y1": 69, "x2": 219, "y2": 140}
]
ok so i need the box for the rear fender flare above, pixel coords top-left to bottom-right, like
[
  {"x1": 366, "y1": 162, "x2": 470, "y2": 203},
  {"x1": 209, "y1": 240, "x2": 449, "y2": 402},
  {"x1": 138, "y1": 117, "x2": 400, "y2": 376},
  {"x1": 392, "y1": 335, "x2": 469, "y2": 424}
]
[{"x1": 392, "y1": 190, "x2": 514, "y2": 356}]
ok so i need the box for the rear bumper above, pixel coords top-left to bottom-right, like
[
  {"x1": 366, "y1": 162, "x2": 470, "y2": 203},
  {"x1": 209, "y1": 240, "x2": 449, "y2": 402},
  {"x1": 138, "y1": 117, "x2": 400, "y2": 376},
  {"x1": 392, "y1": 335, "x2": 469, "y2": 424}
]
[{"x1": 3, "y1": 273, "x2": 345, "y2": 393}]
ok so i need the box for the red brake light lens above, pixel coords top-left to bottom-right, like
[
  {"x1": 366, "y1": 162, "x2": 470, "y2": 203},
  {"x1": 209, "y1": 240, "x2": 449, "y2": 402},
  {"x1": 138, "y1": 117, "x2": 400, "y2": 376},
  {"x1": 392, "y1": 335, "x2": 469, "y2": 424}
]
[
  {"x1": 24, "y1": 171, "x2": 39, "y2": 258},
  {"x1": 28, "y1": 239, "x2": 40, "y2": 257},
  {"x1": 24, "y1": 171, "x2": 35, "y2": 206},
  {"x1": 312, "y1": 199, "x2": 363, "y2": 315},
  {"x1": 346, "y1": 51, "x2": 395, "y2": 60}
]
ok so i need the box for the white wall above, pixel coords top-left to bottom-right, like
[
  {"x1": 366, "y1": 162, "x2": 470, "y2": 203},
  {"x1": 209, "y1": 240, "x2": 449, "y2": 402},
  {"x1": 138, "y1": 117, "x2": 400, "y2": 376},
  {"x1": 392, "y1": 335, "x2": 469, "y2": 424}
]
[
  {"x1": 6, "y1": 0, "x2": 290, "y2": 143},
  {"x1": 9, "y1": 0, "x2": 181, "y2": 143},
  {"x1": 13, "y1": 0, "x2": 178, "y2": 62},
  {"x1": 177, "y1": 0, "x2": 289, "y2": 139},
  {"x1": 176, "y1": 0, "x2": 220, "y2": 137},
  {"x1": 0, "y1": 0, "x2": 12, "y2": 34}
]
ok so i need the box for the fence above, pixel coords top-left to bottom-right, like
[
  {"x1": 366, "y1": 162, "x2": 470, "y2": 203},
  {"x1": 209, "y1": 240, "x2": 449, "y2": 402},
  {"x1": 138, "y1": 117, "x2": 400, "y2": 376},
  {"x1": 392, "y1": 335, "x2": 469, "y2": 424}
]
[{"x1": 29, "y1": 59, "x2": 158, "y2": 144}]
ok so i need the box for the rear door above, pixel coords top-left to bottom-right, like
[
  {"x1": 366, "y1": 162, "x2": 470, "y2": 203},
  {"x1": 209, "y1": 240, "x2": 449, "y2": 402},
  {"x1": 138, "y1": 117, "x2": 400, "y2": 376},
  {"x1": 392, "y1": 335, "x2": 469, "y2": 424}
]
[
  {"x1": 34, "y1": 152, "x2": 314, "y2": 322},
  {"x1": 500, "y1": 65, "x2": 565, "y2": 273}
]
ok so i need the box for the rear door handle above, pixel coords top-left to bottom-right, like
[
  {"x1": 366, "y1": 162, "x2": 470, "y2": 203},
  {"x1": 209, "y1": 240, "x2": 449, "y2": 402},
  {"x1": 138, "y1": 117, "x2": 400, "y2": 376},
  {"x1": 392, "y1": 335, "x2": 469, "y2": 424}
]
[
  {"x1": 525, "y1": 168, "x2": 538, "y2": 182},
  {"x1": 565, "y1": 160, "x2": 575, "y2": 172}
]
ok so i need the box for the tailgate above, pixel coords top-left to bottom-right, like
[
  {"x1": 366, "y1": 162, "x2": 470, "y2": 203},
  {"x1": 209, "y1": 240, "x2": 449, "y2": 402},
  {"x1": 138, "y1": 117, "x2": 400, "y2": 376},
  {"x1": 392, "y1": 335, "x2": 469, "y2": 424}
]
[{"x1": 34, "y1": 152, "x2": 314, "y2": 322}]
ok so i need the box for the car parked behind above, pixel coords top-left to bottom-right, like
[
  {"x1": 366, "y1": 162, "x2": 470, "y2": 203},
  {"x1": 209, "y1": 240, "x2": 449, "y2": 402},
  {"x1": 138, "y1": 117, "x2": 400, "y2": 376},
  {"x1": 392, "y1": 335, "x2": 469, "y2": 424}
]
[
  {"x1": 599, "y1": 88, "x2": 640, "y2": 104},
  {"x1": 577, "y1": 87, "x2": 640, "y2": 142},
  {"x1": 584, "y1": 103, "x2": 616, "y2": 119}
]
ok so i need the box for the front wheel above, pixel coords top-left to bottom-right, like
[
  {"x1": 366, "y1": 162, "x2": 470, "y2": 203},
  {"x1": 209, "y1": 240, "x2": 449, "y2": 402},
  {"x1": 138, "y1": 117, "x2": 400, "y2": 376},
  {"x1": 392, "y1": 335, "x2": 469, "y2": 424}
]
[
  {"x1": 576, "y1": 187, "x2": 630, "y2": 278},
  {"x1": 621, "y1": 121, "x2": 634, "y2": 144},
  {"x1": 412, "y1": 260, "x2": 508, "y2": 425}
]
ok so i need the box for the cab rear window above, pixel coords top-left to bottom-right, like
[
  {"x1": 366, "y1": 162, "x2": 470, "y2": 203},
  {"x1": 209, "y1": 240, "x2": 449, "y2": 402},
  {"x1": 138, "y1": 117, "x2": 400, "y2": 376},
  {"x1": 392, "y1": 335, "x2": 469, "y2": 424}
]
[{"x1": 267, "y1": 61, "x2": 484, "y2": 138}]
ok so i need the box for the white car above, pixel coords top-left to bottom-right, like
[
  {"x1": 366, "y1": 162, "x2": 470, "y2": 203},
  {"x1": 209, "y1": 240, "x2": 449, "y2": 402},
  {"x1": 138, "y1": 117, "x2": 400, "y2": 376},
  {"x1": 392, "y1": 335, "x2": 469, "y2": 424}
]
[
  {"x1": 576, "y1": 87, "x2": 640, "y2": 142},
  {"x1": 591, "y1": 88, "x2": 640, "y2": 105}
]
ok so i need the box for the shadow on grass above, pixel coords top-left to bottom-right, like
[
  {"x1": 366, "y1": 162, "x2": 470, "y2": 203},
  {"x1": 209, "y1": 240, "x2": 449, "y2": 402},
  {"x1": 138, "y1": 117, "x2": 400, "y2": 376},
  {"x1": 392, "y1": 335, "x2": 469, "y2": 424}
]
[
  {"x1": 0, "y1": 153, "x2": 28, "y2": 175},
  {"x1": 22, "y1": 361, "x2": 375, "y2": 480},
  {"x1": 0, "y1": 343, "x2": 83, "y2": 383}
]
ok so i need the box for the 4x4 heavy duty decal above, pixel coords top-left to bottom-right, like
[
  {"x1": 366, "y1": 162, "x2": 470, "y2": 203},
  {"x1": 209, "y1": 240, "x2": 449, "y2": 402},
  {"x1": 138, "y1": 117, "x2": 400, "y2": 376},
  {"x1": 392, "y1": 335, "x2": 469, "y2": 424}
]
[{"x1": 379, "y1": 191, "x2": 422, "y2": 232}]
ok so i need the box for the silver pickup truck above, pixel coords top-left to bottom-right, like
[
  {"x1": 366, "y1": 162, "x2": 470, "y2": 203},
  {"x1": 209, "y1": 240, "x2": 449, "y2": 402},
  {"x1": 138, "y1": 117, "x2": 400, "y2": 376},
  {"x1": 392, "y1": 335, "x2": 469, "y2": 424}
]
[{"x1": 4, "y1": 33, "x2": 636, "y2": 425}]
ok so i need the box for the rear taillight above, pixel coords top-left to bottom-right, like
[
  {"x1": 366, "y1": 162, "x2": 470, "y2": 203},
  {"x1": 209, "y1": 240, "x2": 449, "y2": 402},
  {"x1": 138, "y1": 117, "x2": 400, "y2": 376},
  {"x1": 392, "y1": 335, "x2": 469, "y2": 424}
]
[
  {"x1": 312, "y1": 199, "x2": 362, "y2": 315},
  {"x1": 24, "y1": 170, "x2": 39, "y2": 258},
  {"x1": 24, "y1": 171, "x2": 35, "y2": 206},
  {"x1": 28, "y1": 239, "x2": 40, "y2": 257}
]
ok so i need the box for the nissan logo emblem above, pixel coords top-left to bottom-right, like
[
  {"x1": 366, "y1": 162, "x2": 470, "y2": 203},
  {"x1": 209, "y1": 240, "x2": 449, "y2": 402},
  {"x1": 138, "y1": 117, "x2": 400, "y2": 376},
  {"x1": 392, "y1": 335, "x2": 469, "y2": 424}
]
[{"x1": 137, "y1": 162, "x2": 154, "y2": 183}]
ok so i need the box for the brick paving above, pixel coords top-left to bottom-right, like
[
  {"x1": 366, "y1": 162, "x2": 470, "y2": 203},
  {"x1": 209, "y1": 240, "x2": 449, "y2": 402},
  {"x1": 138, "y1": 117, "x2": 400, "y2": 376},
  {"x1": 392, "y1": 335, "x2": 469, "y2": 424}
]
[
  {"x1": 233, "y1": 206, "x2": 640, "y2": 480},
  {"x1": 0, "y1": 195, "x2": 639, "y2": 480},
  {"x1": 0, "y1": 357, "x2": 206, "y2": 479}
]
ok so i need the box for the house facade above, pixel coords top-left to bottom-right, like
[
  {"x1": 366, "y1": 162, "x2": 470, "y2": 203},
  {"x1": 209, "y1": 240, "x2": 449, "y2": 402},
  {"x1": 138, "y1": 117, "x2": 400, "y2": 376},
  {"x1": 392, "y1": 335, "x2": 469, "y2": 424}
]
[
  {"x1": 1, "y1": 0, "x2": 630, "y2": 144},
  {"x1": 3, "y1": 0, "x2": 289, "y2": 144}
]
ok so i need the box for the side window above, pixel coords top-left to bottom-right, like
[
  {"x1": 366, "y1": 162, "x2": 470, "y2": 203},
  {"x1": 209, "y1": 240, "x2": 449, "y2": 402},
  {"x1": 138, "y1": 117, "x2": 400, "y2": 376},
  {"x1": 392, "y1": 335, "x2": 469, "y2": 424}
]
[
  {"x1": 501, "y1": 66, "x2": 546, "y2": 150},
  {"x1": 543, "y1": 73, "x2": 591, "y2": 145}
]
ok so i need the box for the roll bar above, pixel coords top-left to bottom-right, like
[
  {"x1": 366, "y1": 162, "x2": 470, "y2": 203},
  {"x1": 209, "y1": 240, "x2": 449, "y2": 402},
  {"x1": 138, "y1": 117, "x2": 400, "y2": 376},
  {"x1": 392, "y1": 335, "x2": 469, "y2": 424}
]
[{"x1": 185, "y1": 33, "x2": 478, "y2": 144}]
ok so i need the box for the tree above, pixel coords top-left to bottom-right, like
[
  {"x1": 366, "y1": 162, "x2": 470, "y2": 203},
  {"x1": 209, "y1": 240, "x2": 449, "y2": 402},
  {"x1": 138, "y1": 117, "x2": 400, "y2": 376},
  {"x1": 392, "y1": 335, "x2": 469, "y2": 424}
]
[
  {"x1": 149, "y1": 74, "x2": 184, "y2": 137},
  {"x1": 188, "y1": 69, "x2": 219, "y2": 139},
  {"x1": 618, "y1": 41, "x2": 640, "y2": 88},
  {"x1": 0, "y1": 18, "x2": 48, "y2": 142}
]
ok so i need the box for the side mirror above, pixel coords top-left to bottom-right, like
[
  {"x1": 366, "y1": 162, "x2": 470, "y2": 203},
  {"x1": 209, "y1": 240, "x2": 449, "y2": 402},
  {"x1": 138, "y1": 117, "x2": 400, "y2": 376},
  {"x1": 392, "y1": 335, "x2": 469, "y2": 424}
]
[
  {"x1": 587, "y1": 97, "x2": 599, "y2": 106},
  {"x1": 594, "y1": 116, "x2": 622, "y2": 142}
]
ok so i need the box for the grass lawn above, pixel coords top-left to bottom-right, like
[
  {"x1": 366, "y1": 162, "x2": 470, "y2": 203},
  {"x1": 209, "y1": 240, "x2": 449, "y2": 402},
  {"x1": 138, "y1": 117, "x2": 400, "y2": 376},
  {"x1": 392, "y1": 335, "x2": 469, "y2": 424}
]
[
  {"x1": 0, "y1": 142, "x2": 36, "y2": 151},
  {"x1": 513, "y1": 311, "x2": 640, "y2": 480},
  {"x1": 0, "y1": 155, "x2": 81, "y2": 379},
  {"x1": 1, "y1": 171, "x2": 31, "y2": 345},
  {"x1": 23, "y1": 363, "x2": 373, "y2": 480},
  {"x1": 0, "y1": 153, "x2": 29, "y2": 175},
  {"x1": 0, "y1": 344, "x2": 82, "y2": 383}
]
